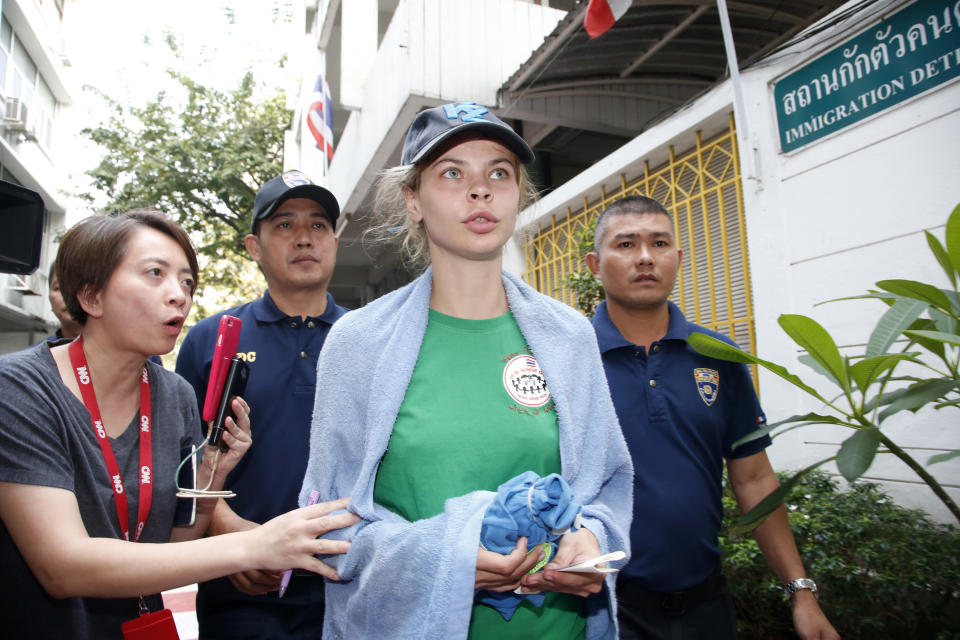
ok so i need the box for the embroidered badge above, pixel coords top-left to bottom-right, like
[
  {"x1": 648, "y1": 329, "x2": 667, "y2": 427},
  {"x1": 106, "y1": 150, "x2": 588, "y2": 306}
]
[
  {"x1": 281, "y1": 169, "x2": 313, "y2": 188},
  {"x1": 503, "y1": 354, "x2": 551, "y2": 407},
  {"x1": 443, "y1": 101, "x2": 489, "y2": 123},
  {"x1": 694, "y1": 368, "x2": 719, "y2": 406}
]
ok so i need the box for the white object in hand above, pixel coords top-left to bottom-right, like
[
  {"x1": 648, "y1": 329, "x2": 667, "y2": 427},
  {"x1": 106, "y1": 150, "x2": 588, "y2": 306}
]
[{"x1": 554, "y1": 550, "x2": 626, "y2": 573}]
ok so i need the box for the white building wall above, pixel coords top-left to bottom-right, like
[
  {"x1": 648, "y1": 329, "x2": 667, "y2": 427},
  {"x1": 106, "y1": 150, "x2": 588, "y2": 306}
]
[
  {"x1": 510, "y1": 0, "x2": 960, "y2": 521},
  {"x1": 327, "y1": 0, "x2": 565, "y2": 214},
  {"x1": 737, "y1": 2, "x2": 960, "y2": 522}
]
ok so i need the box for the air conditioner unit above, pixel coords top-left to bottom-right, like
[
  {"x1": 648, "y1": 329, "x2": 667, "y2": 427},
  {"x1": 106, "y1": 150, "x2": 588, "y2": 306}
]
[
  {"x1": 3, "y1": 97, "x2": 38, "y2": 142},
  {"x1": 3, "y1": 97, "x2": 29, "y2": 132},
  {"x1": 9, "y1": 271, "x2": 43, "y2": 295}
]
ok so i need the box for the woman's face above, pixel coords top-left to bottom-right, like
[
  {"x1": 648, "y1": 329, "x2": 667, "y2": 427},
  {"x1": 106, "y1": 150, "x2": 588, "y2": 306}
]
[
  {"x1": 82, "y1": 226, "x2": 194, "y2": 356},
  {"x1": 404, "y1": 137, "x2": 521, "y2": 265}
]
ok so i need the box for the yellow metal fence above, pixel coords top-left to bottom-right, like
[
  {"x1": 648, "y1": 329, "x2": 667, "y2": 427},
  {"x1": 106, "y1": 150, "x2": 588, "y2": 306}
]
[{"x1": 522, "y1": 114, "x2": 757, "y2": 358}]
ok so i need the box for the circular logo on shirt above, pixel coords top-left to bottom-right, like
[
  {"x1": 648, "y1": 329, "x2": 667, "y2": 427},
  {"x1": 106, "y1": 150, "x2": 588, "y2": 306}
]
[{"x1": 502, "y1": 354, "x2": 551, "y2": 407}]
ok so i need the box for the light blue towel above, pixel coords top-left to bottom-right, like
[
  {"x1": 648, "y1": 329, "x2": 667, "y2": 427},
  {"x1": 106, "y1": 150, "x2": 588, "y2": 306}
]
[
  {"x1": 301, "y1": 268, "x2": 633, "y2": 639},
  {"x1": 477, "y1": 471, "x2": 582, "y2": 620}
]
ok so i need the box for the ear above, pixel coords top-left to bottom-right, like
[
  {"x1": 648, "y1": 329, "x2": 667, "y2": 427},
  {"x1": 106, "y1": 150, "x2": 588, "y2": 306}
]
[
  {"x1": 77, "y1": 285, "x2": 104, "y2": 321},
  {"x1": 585, "y1": 251, "x2": 601, "y2": 277},
  {"x1": 244, "y1": 234, "x2": 261, "y2": 262},
  {"x1": 403, "y1": 186, "x2": 422, "y2": 224}
]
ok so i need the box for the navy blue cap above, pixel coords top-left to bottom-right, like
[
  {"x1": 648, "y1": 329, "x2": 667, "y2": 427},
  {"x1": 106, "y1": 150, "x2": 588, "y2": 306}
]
[
  {"x1": 401, "y1": 102, "x2": 535, "y2": 166},
  {"x1": 252, "y1": 170, "x2": 340, "y2": 232}
]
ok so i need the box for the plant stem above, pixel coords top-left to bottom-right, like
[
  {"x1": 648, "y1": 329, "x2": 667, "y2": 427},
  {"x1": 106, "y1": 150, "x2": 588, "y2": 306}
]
[{"x1": 879, "y1": 433, "x2": 960, "y2": 524}]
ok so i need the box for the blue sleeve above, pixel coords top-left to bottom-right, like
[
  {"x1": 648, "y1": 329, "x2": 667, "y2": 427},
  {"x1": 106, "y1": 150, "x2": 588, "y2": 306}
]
[{"x1": 724, "y1": 362, "x2": 770, "y2": 459}]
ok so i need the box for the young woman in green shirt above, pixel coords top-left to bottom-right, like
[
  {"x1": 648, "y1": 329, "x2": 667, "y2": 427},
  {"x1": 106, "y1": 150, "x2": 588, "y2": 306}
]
[{"x1": 302, "y1": 102, "x2": 633, "y2": 639}]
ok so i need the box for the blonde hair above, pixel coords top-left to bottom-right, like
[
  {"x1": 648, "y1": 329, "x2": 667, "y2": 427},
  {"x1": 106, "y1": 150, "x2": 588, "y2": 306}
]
[{"x1": 368, "y1": 153, "x2": 538, "y2": 268}]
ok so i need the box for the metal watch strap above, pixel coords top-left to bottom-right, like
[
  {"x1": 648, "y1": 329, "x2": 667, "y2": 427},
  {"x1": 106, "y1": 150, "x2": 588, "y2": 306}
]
[{"x1": 784, "y1": 577, "x2": 818, "y2": 599}]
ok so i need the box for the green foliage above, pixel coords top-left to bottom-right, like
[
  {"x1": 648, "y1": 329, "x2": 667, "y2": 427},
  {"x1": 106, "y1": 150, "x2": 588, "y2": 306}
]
[
  {"x1": 80, "y1": 70, "x2": 287, "y2": 315},
  {"x1": 690, "y1": 202, "x2": 960, "y2": 526},
  {"x1": 563, "y1": 224, "x2": 604, "y2": 316},
  {"x1": 721, "y1": 471, "x2": 960, "y2": 639}
]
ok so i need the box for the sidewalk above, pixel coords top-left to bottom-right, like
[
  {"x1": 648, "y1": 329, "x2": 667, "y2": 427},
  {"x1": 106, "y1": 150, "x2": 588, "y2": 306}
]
[{"x1": 162, "y1": 584, "x2": 198, "y2": 640}]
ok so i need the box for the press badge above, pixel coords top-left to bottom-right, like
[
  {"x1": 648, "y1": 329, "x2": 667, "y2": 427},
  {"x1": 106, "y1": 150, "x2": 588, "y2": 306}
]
[{"x1": 121, "y1": 600, "x2": 180, "y2": 640}]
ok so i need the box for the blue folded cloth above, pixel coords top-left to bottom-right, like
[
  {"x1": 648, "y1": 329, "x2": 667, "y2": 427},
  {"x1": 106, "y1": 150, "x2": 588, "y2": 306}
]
[{"x1": 477, "y1": 471, "x2": 582, "y2": 620}]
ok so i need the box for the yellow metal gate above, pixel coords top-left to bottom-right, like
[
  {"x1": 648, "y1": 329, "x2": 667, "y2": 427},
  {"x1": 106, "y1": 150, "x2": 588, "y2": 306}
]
[{"x1": 522, "y1": 114, "x2": 757, "y2": 358}]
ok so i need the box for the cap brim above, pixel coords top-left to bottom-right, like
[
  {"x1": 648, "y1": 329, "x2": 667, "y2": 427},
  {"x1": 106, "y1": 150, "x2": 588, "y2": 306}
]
[
  {"x1": 404, "y1": 121, "x2": 535, "y2": 166},
  {"x1": 255, "y1": 184, "x2": 340, "y2": 227}
]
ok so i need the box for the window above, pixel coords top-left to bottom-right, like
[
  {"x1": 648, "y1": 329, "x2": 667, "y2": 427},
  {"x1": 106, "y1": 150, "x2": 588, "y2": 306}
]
[
  {"x1": 35, "y1": 76, "x2": 54, "y2": 148},
  {"x1": 0, "y1": 16, "x2": 12, "y2": 95},
  {"x1": 12, "y1": 35, "x2": 38, "y2": 109},
  {"x1": 0, "y1": 22, "x2": 59, "y2": 150}
]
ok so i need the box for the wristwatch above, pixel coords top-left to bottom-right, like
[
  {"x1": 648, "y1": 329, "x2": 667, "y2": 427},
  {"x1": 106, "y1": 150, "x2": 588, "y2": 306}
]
[{"x1": 784, "y1": 578, "x2": 818, "y2": 599}]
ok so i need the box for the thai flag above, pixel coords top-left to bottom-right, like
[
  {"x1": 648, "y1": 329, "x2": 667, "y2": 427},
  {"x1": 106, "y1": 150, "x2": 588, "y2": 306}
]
[
  {"x1": 307, "y1": 75, "x2": 334, "y2": 162},
  {"x1": 584, "y1": 0, "x2": 631, "y2": 38}
]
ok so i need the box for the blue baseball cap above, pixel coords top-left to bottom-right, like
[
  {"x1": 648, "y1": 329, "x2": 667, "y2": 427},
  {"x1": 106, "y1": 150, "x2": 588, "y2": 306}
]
[
  {"x1": 401, "y1": 102, "x2": 535, "y2": 166},
  {"x1": 252, "y1": 170, "x2": 340, "y2": 233}
]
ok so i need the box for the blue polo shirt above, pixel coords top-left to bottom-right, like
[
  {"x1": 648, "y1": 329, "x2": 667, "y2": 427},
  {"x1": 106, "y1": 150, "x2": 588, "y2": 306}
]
[
  {"x1": 175, "y1": 290, "x2": 347, "y2": 524},
  {"x1": 591, "y1": 300, "x2": 769, "y2": 592}
]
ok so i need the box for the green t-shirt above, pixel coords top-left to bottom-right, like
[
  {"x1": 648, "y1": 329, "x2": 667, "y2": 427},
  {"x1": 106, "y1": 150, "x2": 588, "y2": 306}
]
[{"x1": 373, "y1": 309, "x2": 586, "y2": 640}]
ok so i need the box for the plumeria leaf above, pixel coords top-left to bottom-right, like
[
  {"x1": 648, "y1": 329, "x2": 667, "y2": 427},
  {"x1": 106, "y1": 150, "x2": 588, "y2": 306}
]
[
  {"x1": 866, "y1": 298, "x2": 928, "y2": 358},
  {"x1": 876, "y1": 280, "x2": 953, "y2": 313},
  {"x1": 797, "y1": 354, "x2": 833, "y2": 382},
  {"x1": 837, "y1": 427, "x2": 881, "y2": 481},
  {"x1": 816, "y1": 292, "x2": 897, "y2": 306},
  {"x1": 778, "y1": 315, "x2": 849, "y2": 394},
  {"x1": 929, "y1": 450, "x2": 960, "y2": 465},
  {"x1": 929, "y1": 307, "x2": 958, "y2": 335},
  {"x1": 946, "y1": 202, "x2": 960, "y2": 274},
  {"x1": 927, "y1": 230, "x2": 958, "y2": 289},
  {"x1": 687, "y1": 333, "x2": 831, "y2": 405},
  {"x1": 904, "y1": 318, "x2": 946, "y2": 360},
  {"x1": 904, "y1": 330, "x2": 960, "y2": 348},
  {"x1": 850, "y1": 354, "x2": 918, "y2": 394},
  {"x1": 731, "y1": 413, "x2": 855, "y2": 450},
  {"x1": 879, "y1": 379, "x2": 960, "y2": 421}
]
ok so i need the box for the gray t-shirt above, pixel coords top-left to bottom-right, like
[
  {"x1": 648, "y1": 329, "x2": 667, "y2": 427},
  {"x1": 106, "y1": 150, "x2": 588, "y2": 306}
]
[{"x1": 0, "y1": 342, "x2": 203, "y2": 639}]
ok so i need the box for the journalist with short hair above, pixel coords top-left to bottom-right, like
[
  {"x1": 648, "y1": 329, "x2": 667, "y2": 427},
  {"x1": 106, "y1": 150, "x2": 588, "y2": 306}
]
[{"x1": 0, "y1": 211, "x2": 356, "y2": 639}]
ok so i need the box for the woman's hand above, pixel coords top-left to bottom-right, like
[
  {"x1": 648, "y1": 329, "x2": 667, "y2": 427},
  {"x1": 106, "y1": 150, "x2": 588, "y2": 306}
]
[
  {"x1": 475, "y1": 537, "x2": 544, "y2": 592},
  {"x1": 211, "y1": 509, "x2": 283, "y2": 596},
  {"x1": 204, "y1": 396, "x2": 252, "y2": 480},
  {"x1": 519, "y1": 528, "x2": 606, "y2": 598},
  {"x1": 248, "y1": 497, "x2": 361, "y2": 581}
]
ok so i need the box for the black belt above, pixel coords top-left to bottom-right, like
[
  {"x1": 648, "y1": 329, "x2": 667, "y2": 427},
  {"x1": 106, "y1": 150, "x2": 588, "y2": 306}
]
[{"x1": 618, "y1": 566, "x2": 726, "y2": 617}]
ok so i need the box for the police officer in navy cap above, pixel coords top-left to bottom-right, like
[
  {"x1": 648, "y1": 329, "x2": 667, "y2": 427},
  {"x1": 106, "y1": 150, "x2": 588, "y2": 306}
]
[{"x1": 177, "y1": 169, "x2": 349, "y2": 638}]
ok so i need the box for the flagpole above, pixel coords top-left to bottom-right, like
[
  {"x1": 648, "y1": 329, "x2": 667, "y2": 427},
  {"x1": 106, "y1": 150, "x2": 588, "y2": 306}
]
[
  {"x1": 716, "y1": 0, "x2": 748, "y2": 142},
  {"x1": 716, "y1": 0, "x2": 762, "y2": 194},
  {"x1": 322, "y1": 135, "x2": 328, "y2": 182}
]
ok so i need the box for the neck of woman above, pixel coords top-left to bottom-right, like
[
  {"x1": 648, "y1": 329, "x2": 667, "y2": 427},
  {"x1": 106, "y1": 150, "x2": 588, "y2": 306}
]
[
  {"x1": 428, "y1": 254, "x2": 508, "y2": 320},
  {"x1": 54, "y1": 323, "x2": 147, "y2": 406}
]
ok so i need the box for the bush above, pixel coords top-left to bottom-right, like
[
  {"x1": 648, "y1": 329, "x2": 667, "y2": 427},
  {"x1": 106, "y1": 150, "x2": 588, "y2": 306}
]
[{"x1": 720, "y1": 470, "x2": 960, "y2": 639}]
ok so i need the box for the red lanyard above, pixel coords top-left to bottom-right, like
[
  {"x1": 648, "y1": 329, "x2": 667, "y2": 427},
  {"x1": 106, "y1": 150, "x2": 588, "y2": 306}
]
[{"x1": 68, "y1": 336, "x2": 153, "y2": 542}]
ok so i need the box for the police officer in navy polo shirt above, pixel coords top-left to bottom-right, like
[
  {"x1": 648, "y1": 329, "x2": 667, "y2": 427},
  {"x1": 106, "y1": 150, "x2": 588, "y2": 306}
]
[
  {"x1": 584, "y1": 196, "x2": 838, "y2": 640},
  {"x1": 176, "y1": 170, "x2": 348, "y2": 638}
]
